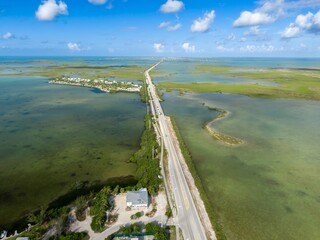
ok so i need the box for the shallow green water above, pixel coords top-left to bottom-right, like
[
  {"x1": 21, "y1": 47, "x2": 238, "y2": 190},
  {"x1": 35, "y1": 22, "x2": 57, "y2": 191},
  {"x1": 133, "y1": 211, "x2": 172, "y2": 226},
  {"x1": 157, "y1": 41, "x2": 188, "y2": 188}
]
[
  {"x1": 0, "y1": 75, "x2": 145, "y2": 228},
  {"x1": 162, "y1": 91, "x2": 320, "y2": 240}
]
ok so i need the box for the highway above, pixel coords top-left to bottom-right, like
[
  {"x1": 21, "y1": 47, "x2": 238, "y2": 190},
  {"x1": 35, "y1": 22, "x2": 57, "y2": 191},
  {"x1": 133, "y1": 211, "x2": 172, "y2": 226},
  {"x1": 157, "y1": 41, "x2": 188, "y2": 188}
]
[{"x1": 145, "y1": 62, "x2": 208, "y2": 240}]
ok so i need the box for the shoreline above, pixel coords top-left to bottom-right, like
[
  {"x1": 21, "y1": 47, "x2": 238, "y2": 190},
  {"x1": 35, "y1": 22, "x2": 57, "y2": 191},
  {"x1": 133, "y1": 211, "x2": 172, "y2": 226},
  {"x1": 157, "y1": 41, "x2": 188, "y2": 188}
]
[
  {"x1": 49, "y1": 77, "x2": 141, "y2": 93},
  {"x1": 203, "y1": 106, "x2": 245, "y2": 146}
]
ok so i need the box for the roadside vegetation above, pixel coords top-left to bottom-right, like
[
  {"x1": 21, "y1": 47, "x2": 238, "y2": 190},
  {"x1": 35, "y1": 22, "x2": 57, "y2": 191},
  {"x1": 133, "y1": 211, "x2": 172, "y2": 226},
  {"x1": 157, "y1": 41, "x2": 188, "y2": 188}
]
[
  {"x1": 140, "y1": 78, "x2": 149, "y2": 103},
  {"x1": 130, "y1": 115, "x2": 162, "y2": 196},
  {"x1": 106, "y1": 222, "x2": 170, "y2": 240},
  {"x1": 159, "y1": 64, "x2": 320, "y2": 101}
]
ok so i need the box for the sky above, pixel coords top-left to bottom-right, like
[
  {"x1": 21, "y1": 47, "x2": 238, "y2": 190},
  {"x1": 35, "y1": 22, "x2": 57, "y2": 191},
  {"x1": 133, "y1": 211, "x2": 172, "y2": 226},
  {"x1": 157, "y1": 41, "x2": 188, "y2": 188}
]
[{"x1": 1, "y1": 0, "x2": 320, "y2": 57}]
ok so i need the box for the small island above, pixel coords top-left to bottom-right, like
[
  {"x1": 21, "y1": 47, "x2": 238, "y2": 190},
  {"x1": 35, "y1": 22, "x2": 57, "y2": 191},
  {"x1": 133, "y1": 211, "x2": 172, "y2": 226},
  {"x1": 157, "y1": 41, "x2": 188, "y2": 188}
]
[
  {"x1": 49, "y1": 77, "x2": 142, "y2": 93},
  {"x1": 203, "y1": 107, "x2": 245, "y2": 146}
]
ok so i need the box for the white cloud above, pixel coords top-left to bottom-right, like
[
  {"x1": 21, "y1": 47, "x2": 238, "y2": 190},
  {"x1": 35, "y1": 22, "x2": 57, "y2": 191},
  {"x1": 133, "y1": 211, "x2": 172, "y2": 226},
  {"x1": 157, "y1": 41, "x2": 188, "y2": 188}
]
[
  {"x1": 283, "y1": 0, "x2": 320, "y2": 10},
  {"x1": 227, "y1": 33, "x2": 236, "y2": 41},
  {"x1": 295, "y1": 12, "x2": 313, "y2": 28},
  {"x1": 67, "y1": 42, "x2": 81, "y2": 51},
  {"x1": 190, "y1": 10, "x2": 215, "y2": 33},
  {"x1": 244, "y1": 26, "x2": 261, "y2": 36},
  {"x1": 159, "y1": 21, "x2": 182, "y2": 31},
  {"x1": 257, "y1": 0, "x2": 285, "y2": 18},
  {"x1": 281, "y1": 23, "x2": 300, "y2": 38},
  {"x1": 234, "y1": 0, "x2": 320, "y2": 28},
  {"x1": 182, "y1": 42, "x2": 195, "y2": 53},
  {"x1": 88, "y1": 0, "x2": 108, "y2": 5},
  {"x1": 35, "y1": 0, "x2": 68, "y2": 21},
  {"x1": 281, "y1": 10, "x2": 320, "y2": 39},
  {"x1": 167, "y1": 23, "x2": 182, "y2": 31},
  {"x1": 233, "y1": 11, "x2": 274, "y2": 27},
  {"x1": 2, "y1": 32, "x2": 14, "y2": 40},
  {"x1": 216, "y1": 45, "x2": 234, "y2": 52},
  {"x1": 154, "y1": 43, "x2": 165, "y2": 53},
  {"x1": 312, "y1": 11, "x2": 320, "y2": 30},
  {"x1": 240, "y1": 44, "x2": 280, "y2": 52},
  {"x1": 160, "y1": 0, "x2": 184, "y2": 14},
  {"x1": 159, "y1": 21, "x2": 171, "y2": 28}
]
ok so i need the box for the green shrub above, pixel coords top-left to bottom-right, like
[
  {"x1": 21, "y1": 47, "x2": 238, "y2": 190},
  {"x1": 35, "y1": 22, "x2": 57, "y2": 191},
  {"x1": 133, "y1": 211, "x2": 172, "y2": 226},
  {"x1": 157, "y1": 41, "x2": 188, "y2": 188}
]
[
  {"x1": 165, "y1": 205, "x2": 172, "y2": 218},
  {"x1": 58, "y1": 232, "x2": 89, "y2": 240},
  {"x1": 130, "y1": 115, "x2": 161, "y2": 196},
  {"x1": 130, "y1": 211, "x2": 143, "y2": 220},
  {"x1": 145, "y1": 223, "x2": 169, "y2": 240},
  {"x1": 91, "y1": 214, "x2": 106, "y2": 232},
  {"x1": 75, "y1": 196, "x2": 88, "y2": 221}
]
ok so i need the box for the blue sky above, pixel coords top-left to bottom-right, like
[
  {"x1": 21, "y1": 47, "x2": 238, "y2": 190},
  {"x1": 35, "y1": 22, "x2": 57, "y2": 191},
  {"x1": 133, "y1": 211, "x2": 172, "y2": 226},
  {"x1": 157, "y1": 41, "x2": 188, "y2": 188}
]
[{"x1": 0, "y1": 0, "x2": 320, "y2": 57}]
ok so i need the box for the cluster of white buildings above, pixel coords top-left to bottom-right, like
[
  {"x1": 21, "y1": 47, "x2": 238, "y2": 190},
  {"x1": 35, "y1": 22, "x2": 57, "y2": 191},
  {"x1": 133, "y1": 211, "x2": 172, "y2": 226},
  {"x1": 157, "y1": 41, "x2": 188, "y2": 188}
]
[{"x1": 51, "y1": 77, "x2": 142, "y2": 93}]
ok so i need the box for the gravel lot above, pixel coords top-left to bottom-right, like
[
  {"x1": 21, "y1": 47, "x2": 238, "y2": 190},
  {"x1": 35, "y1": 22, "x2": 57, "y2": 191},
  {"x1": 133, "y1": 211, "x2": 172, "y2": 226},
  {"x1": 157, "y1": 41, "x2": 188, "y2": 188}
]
[{"x1": 69, "y1": 191, "x2": 169, "y2": 240}]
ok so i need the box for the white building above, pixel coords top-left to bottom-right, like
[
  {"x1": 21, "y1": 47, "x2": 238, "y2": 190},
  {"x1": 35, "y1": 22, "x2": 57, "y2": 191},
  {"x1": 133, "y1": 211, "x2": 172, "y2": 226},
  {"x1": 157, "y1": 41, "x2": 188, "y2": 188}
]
[{"x1": 126, "y1": 188, "x2": 149, "y2": 208}]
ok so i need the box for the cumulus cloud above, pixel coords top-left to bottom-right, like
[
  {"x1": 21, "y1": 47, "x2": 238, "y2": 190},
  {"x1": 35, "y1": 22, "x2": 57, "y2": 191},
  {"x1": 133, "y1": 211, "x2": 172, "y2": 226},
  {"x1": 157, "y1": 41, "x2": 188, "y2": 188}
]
[
  {"x1": 281, "y1": 23, "x2": 300, "y2": 38},
  {"x1": 216, "y1": 45, "x2": 234, "y2": 52},
  {"x1": 182, "y1": 42, "x2": 195, "y2": 53},
  {"x1": 88, "y1": 0, "x2": 108, "y2": 5},
  {"x1": 244, "y1": 26, "x2": 261, "y2": 36},
  {"x1": 233, "y1": 11, "x2": 274, "y2": 27},
  {"x1": 158, "y1": 21, "x2": 171, "y2": 28},
  {"x1": 295, "y1": 12, "x2": 313, "y2": 28},
  {"x1": 234, "y1": 0, "x2": 320, "y2": 28},
  {"x1": 36, "y1": 0, "x2": 68, "y2": 21},
  {"x1": 281, "y1": 10, "x2": 320, "y2": 39},
  {"x1": 2, "y1": 32, "x2": 14, "y2": 40},
  {"x1": 154, "y1": 43, "x2": 165, "y2": 53},
  {"x1": 160, "y1": 0, "x2": 184, "y2": 14},
  {"x1": 167, "y1": 23, "x2": 182, "y2": 31},
  {"x1": 233, "y1": 0, "x2": 282, "y2": 27},
  {"x1": 240, "y1": 44, "x2": 281, "y2": 52},
  {"x1": 67, "y1": 42, "x2": 81, "y2": 51},
  {"x1": 190, "y1": 10, "x2": 215, "y2": 33}
]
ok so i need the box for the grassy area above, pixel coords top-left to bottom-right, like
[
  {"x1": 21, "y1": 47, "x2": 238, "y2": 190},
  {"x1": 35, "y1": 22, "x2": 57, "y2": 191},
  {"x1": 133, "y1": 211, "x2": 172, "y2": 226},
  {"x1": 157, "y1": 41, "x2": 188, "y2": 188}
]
[
  {"x1": 2, "y1": 64, "x2": 145, "y2": 81},
  {"x1": 159, "y1": 64, "x2": 320, "y2": 101},
  {"x1": 170, "y1": 117, "x2": 227, "y2": 240},
  {"x1": 169, "y1": 226, "x2": 176, "y2": 240}
]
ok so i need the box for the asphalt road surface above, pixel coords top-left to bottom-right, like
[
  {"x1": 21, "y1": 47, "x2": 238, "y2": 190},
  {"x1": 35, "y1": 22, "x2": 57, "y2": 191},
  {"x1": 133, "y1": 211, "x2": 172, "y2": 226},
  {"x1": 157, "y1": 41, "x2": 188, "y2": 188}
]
[{"x1": 145, "y1": 62, "x2": 207, "y2": 240}]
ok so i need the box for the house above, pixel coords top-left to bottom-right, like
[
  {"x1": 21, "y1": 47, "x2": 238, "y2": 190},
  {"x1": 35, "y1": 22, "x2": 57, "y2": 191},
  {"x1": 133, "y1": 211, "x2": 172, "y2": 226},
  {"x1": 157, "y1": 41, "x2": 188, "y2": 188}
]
[{"x1": 126, "y1": 188, "x2": 149, "y2": 208}]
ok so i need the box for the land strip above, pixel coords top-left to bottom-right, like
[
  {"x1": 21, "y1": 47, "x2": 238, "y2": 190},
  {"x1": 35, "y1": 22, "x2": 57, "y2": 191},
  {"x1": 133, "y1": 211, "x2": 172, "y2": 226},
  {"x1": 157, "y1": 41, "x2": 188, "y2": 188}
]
[
  {"x1": 145, "y1": 61, "x2": 216, "y2": 240},
  {"x1": 159, "y1": 64, "x2": 320, "y2": 101},
  {"x1": 49, "y1": 77, "x2": 141, "y2": 93},
  {"x1": 203, "y1": 107, "x2": 244, "y2": 146}
]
